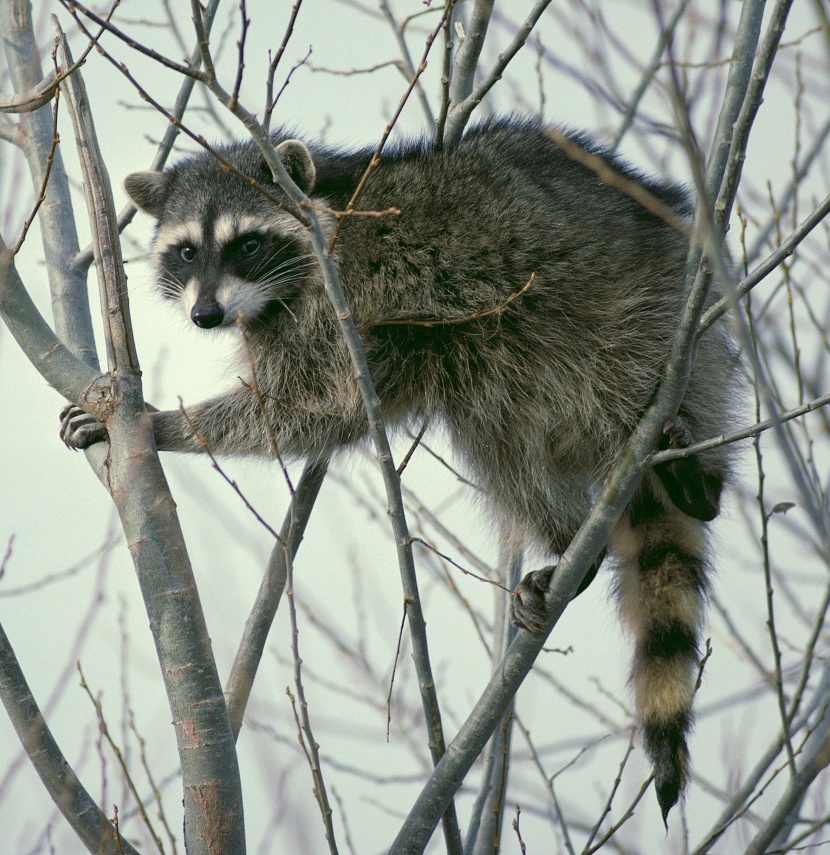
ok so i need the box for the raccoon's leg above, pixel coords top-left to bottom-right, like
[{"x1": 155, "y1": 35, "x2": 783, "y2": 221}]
[
  {"x1": 511, "y1": 551, "x2": 604, "y2": 635},
  {"x1": 655, "y1": 415, "x2": 723, "y2": 522},
  {"x1": 59, "y1": 401, "x2": 235, "y2": 453},
  {"x1": 61, "y1": 386, "x2": 366, "y2": 457},
  {"x1": 611, "y1": 473, "x2": 709, "y2": 823}
]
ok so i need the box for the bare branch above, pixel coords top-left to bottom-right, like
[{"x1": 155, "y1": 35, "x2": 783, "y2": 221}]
[
  {"x1": 263, "y1": 0, "x2": 304, "y2": 133},
  {"x1": 611, "y1": 0, "x2": 693, "y2": 152},
  {"x1": 744, "y1": 697, "x2": 830, "y2": 855},
  {"x1": 443, "y1": 0, "x2": 553, "y2": 147},
  {"x1": 0, "y1": 68, "x2": 57, "y2": 112},
  {"x1": 0, "y1": 622, "x2": 140, "y2": 855},
  {"x1": 77, "y1": 665, "x2": 167, "y2": 855},
  {"x1": 0, "y1": 243, "x2": 105, "y2": 405},
  {"x1": 0, "y1": 3, "x2": 98, "y2": 366},
  {"x1": 71, "y1": 0, "x2": 224, "y2": 273},
  {"x1": 54, "y1": 22, "x2": 247, "y2": 854},
  {"x1": 650, "y1": 391, "x2": 830, "y2": 464},
  {"x1": 225, "y1": 456, "x2": 329, "y2": 738},
  {"x1": 379, "y1": 0, "x2": 435, "y2": 127},
  {"x1": 327, "y1": 1, "x2": 451, "y2": 252},
  {"x1": 699, "y1": 190, "x2": 830, "y2": 334},
  {"x1": 285, "y1": 566, "x2": 339, "y2": 853}
]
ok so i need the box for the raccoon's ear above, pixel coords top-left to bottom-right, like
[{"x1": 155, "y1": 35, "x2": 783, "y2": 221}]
[
  {"x1": 275, "y1": 139, "x2": 316, "y2": 195},
  {"x1": 124, "y1": 171, "x2": 172, "y2": 217}
]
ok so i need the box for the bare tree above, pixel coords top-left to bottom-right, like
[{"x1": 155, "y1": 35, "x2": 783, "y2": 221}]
[{"x1": 1, "y1": 1, "x2": 830, "y2": 853}]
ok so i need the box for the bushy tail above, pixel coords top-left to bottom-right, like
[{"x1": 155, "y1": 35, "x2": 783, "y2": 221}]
[{"x1": 611, "y1": 472, "x2": 709, "y2": 822}]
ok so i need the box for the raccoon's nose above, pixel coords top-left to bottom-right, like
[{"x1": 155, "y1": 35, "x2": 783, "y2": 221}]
[{"x1": 191, "y1": 302, "x2": 225, "y2": 329}]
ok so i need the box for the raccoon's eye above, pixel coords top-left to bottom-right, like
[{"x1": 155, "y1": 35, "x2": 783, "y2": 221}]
[
  {"x1": 239, "y1": 236, "x2": 262, "y2": 257},
  {"x1": 180, "y1": 244, "x2": 197, "y2": 263}
]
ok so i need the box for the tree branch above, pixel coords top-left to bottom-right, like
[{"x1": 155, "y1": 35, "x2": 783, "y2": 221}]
[
  {"x1": 650, "y1": 391, "x2": 830, "y2": 464},
  {"x1": 225, "y1": 455, "x2": 329, "y2": 738},
  {"x1": 0, "y1": 1, "x2": 98, "y2": 366},
  {"x1": 55, "y1": 22, "x2": 246, "y2": 854},
  {"x1": 0, "y1": 244, "x2": 104, "y2": 405},
  {"x1": 388, "y1": 3, "x2": 769, "y2": 849},
  {"x1": 0, "y1": 621, "x2": 141, "y2": 855},
  {"x1": 176, "y1": 5, "x2": 462, "y2": 848},
  {"x1": 443, "y1": 0, "x2": 553, "y2": 147},
  {"x1": 698, "y1": 189, "x2": 830, "y2": 334},
  {"x1": 70, "y1": 0, "x2": 223, "y2": 273}
]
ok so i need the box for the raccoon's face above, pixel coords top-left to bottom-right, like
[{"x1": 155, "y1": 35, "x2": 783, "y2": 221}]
[
  {"x1": 125, "y1": 138, "x2": 318, "y2": 330},
  {"x1": 151, "y1": 212, "x2": 311, "y2": 329}
]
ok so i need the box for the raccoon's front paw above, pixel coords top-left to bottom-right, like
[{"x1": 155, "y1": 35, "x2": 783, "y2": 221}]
[
  {"x1": 511, "y1": 566, "x2": 555, "y2": 634},
  {"x1": 59, "y1": 405, "x2": 108, "y2": 450}
]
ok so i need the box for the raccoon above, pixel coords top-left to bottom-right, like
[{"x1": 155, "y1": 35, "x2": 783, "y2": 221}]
[{"x1": 61, "y1": 119, "x2": 739, "y2": 820}]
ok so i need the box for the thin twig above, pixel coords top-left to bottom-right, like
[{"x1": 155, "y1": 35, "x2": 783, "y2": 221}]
[
  {"x1": 128, "y1": 709, "x2": 178, "y2": 855},
  {"x1": 386, "y1": 602, "x2": 409, "y2": 742},
  {"x1": 699, "y1": 190, "x2": 830, "y2": 334},
  {"x1": 178, "y1": 398, "x2": 285, "y2": 544},
  {"x1": 409, "y1": 537, "x2": 511, "y2": 591},
  {"x1": 379, "y1": 0, "x2": 435, "y2": 126},
  {"x1": 264, "y1": 0, "x2": 304, "y2": 133},
  {"x1": 326, "y1": 0, "x2": 452, "y2": 252},
  {"x1": 396, "y1": 418, "x2": 429, "y2": 476},
  {"x1": 229, "y1": 0, "x2": 249, "y2": 109},
  {"x1": 239, "y1": 323, "x2": 293, "y2": 493},
  {"x1": 582, "y1": 733, "x2": 637, "y2": 851},
  {"x1": 376, "y1": 273, "x2": 534, "y2": 328},
  {"x1": 650, "y1": 391, "x2": 830, "y2": 464},
  {"x1": 0, "y1": 623, "x2": 139, "y2": 855},
  {"x1": 285, "y1": 553, "x2": 339, "y2": 854},
  {"x1": 582, "y1": 775, "x2": 654, "y2": 855},
  {"x1": 78, "y1": 665, "x2": 167, "y2": 855},
  {"x1": 611, "y1": 0, "x2": 693, "y2": 151},
  {"x1": 11, "y1": 46, "x2": 61, "y2": 255}
]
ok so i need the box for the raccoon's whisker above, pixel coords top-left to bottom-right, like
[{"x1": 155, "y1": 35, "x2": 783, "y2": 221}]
[
  {"x1": 274, "y1": 298, "x2": 298, "y2": 322},
  {"x1": 156, "y1": 268, "x2": 185, "y2": 299},
  {"x1": 250, "y1": 254, "x2": 315, "y2": 283}
]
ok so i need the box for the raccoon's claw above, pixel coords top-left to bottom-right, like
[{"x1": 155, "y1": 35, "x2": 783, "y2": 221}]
[
  {"x1": 512, "y1": 556, "x2": 602, "y2": 634},
  {"x1": 59, "y1": 404, "x2": 108, "y2": 450},
  {"x1": 655, "y1": 415, "x2": 723, "y2": 522},
  {"x1": 511, "y1": 566, "x2": 555, "y2": 634}
]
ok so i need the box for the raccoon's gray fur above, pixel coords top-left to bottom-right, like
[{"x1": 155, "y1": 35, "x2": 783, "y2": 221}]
[{"x1": 62, "y1": 118, "x2": 739, "y2": 820}]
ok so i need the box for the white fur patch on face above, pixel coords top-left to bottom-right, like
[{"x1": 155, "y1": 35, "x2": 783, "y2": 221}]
[
  {"x1": 212, "y1": 211, "x2": 305, "y2": 247},
  {"x1": 154, "y1": 219, "x2": 203, "y2": 256},
  {"x1": 179, "y1": 277, "x2": 200, "y2": 318},
  {"x1": 216, "y1": 274, "x2": 270, "y2": 325}
]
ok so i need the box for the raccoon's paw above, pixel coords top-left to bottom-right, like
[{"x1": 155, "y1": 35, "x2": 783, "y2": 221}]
[
  {"x1": 511, "y1": 566, "x2": 555, "y2": 635},
  {"x1": 655, "y1": 415, "x2": 723, "y2": 522},
  {"x1": 59, "y1": 405, "x2": 108, "y2": 450},
  {"x1": 511, "y1": 558, "x2": 602, "y2": 633}
]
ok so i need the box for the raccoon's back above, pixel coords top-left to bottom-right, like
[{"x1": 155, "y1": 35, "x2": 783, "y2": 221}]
[{"x1": 331, "y1": 121, "x2": 696, "y2": 444}]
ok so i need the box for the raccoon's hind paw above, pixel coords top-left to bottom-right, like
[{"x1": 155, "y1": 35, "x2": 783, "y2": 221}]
[
  {"x1": 59, "y1": 404, "x2": 108, "y2": 450},
  {"x1": 511, "y1": 566, "x2": 555, "y2": 634},
  {"x1": 655, "y1": 415, "x2": 723, "y2": 522},
  {"x1": 511, "y1": 560, "x2": 600, "y2": 633}
]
